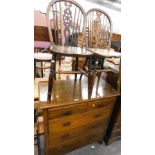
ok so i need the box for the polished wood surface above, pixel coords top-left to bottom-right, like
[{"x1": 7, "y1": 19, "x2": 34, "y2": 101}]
[
  {"x1": 34, "y1": 77, "x2": 120, "y2": 106},
  {"x1": 86, "y1": 48, "x2": 121, "y2": 58},
  {"x1": 49, "y1": 45, "x2": 93, "y2": 57}
]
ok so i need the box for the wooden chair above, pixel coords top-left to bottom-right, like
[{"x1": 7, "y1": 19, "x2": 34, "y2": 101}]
[
  {"x1": 34, "y1": 26, "x2": 52, "y2": 78},
  {"x1": 46, "y1": 0, "x2": 85, "y2": 80},
  {"x1": 80, "y1": 8, "x2": 113, "y2": 80}
]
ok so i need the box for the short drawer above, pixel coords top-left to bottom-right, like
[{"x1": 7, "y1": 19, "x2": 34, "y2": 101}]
[
  {"x1": 88, "y1": 97, "x2": 116, "y2": 111},
  {"x1": 48, "y1": 103, "x2": 87, "y2": 120}
]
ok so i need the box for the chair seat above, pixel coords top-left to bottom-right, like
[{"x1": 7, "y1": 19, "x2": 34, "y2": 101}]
[{"x1": 34, "y1": 53, "x2": 52, "y2": 61}]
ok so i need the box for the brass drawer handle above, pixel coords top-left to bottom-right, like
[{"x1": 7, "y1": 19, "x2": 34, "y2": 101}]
[
  {"x1": 61, "y1": 133, "x2": 70, "y2": 139},
  {"x1": 63, "y1": 121, "x2": 71, "y2": 126},
  {"x1": 63, "y1": 111, "x2": 72, "y2": 116},
  {"x1": 95, "y1": 114, "x2": 102, "y2": 118}
]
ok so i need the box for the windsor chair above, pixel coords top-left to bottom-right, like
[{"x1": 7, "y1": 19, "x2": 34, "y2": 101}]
[
  {"x1": 80, "y1": 8, "x2": 114, "y2": 80},
  {"x1": 46, "y1": 0, "x2": 93, "y2": 101}
]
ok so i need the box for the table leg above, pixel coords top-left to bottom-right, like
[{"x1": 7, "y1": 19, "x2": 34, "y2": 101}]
[
  {"x1": 47, "y1": 59, "x2": 56, "y2": 102},
  {"x1": 53, "y1": 54, "x2": 57, "y2": 80},
  {"x1": 41, "y1": 61, "x2": 43, "y2": 78},
  {"x1": 88, "y1": 57, "x2": 95, "y2": 99},
  {"x1": 80, "y1": 58, "x2": 88, "y2": 80},
  {"x1": 75, "y1": 57, "x2": 79, "y2": 81}
]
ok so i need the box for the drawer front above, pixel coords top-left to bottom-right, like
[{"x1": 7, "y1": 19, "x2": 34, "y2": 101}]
[
  {"x1": 49, "y1": 120, "x2": 106, "y2": 144},
  {"x1": 48, "y1": 107, "x2": 113, "y2": 134},
  {"x1": 48, "y1": 130, "x2": 104, "y2": 155},
  {"x1": 48, "y1": 103, "x2": 87, "y2": 120},
  {"x1": 88, "y1": 97, "x2": 116, "y2": 111}
]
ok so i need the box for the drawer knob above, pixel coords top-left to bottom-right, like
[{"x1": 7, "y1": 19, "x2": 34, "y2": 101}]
[
  {"x1": 61, "y1": 133, "x2": 70, "y2": 139},
  {"x1": 63, "y1": 121, "x2": 71, "y2": 126},
  {"x1": 63, "y1": 111, "x2": 72, "y2": 116},
  {"x1": 95, "y1": 114, "x2": 102, "y2": 118},
  {"x1": 91, "y1": 124, "x2": 99, "y2": 129},
  {"x1": 97, "y1": 104, "x2": 105, "y2": 108}
]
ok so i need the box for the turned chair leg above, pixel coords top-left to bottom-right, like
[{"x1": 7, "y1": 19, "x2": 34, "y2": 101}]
[
  {"x1": 47, "y1": 59, "x2": 56, "y2": 101},
  {"x1": 74, "y1": 57, "x2": 78, "y2": 81},
  {"x1": 80, "y1": 58, "x2": 88, "y2": 80}
]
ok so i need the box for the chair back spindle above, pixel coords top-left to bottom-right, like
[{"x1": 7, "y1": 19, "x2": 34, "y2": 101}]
[
  {"x1": 46, "y1": 0, "x2": 85, "y2": 47},
  {"x1": 82, "y1": 8, "x2": 112, "y2": 50}
]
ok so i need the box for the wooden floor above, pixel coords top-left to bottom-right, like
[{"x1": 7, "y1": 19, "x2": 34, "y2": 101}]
[{"x1": 34, "y1": 135, "x2": 120, "y2": 155}]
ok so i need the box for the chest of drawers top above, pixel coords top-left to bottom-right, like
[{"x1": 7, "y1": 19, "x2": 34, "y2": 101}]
[{"x1": 36, "y1": 77, "x2": 120, "y2": 109}]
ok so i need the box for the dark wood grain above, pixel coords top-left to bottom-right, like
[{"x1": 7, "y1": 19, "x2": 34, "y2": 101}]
[
  {"x1": 49, "y1": 45, "x2": 93, "y2": 57},
  {"x1": 34, "y1": 26, "x2": 50, "y2": 42}
]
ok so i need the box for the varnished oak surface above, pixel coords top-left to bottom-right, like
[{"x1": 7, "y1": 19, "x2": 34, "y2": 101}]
[
  {"x1": 87, "y1": 48, "x2": 121, "y2": 58},
  {"x1": 49, "y1": 45, "x2": 93, "y2": 57},
  {"x1": 34, "y1": 77, "x2": 120, "y2": 109}
]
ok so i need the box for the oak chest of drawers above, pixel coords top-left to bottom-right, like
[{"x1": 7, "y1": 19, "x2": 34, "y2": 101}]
[
  {"x1": 36, "y1": 77, "x2": 120, "y2": 155},
  {"x1": 42, "y1": 96, "x2": 117, "y2": 155}
]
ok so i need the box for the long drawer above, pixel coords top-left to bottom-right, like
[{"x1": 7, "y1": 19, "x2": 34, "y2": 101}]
[
  {"x1": 49, "y1": 119, "x2": 107, "y2": 144},
  {"x1": 48, "y1": 129, "x2": 104, "y2": 155},
  {"x1": 48, "y1": 106, "x2": 113, "y2": 134}
]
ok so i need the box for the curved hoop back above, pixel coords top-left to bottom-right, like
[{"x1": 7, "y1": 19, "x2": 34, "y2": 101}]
[
  {"x1": 82, "y1": 8, "x2": 112, "y2": 50},
  {"x1": 46, "y1": 0, "x2": 85, "y2": 47}
]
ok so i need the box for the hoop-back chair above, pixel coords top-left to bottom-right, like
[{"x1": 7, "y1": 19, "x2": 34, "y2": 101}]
[
  {"x1": 46, "y1": 0, "x2": 85, "y2": 80},
  {"x1": 80, "y1": 8, "x2": 113, "y2": 80}
]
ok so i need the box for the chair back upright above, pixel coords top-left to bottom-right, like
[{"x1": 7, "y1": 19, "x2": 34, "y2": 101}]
[
  {"x1": 46, "y1": 0, "x2": 85, "y2": 47},
  {"x1": 82, "y1": 8, "x2": 112, "y2": 50}
]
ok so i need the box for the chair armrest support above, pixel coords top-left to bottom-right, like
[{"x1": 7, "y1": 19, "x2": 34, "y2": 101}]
[{"x1": 40, "y1": 45, "x2": 51, "y2": 53}]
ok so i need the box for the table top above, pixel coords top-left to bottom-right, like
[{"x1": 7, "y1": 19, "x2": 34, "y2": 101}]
[
  {"x1": 87, "y1": 48, "x2": 121, "y2": 58},
  {"x1": 49, "y1": 45, "x2": 93, "y2": 57},
  {"x1": 34, "y1": 77, "x2": 120, "y2": 108}
]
